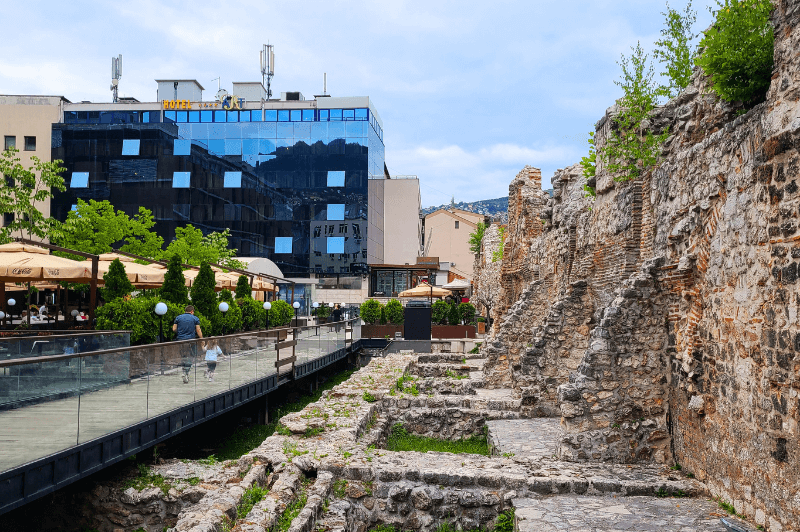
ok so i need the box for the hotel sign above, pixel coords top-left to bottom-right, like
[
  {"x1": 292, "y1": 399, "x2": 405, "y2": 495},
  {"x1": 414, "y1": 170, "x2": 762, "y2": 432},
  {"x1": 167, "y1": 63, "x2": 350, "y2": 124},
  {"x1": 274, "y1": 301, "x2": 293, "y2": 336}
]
[{"x1": 162, "y1": 95, "x2": 245, "y2": 110}]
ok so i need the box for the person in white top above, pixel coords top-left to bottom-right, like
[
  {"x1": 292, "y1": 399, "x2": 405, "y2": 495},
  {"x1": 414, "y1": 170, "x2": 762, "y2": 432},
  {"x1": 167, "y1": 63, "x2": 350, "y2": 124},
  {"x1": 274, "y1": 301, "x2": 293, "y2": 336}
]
[{"x1": 203, "y1": 338, "x2": 224, "y2": 382}]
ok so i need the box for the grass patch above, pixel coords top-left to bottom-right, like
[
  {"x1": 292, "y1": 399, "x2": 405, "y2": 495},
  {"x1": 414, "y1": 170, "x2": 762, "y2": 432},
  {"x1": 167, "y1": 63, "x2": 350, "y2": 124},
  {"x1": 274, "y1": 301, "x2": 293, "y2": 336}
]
[
  {"x1": 386, "y1": 424, "x2": 489, "y2": 456},
  {"x1": 395, "y1": 374, "x2": 419, "y2": 396},
  {"x1": 211, "y1": 368, "x2": 356, "y2": 461},
  {"x1": 468, "y1": 342, "x2": 482, "y2": 354},
  {"x1": 445, "y1": 369, "x2": 468, "y2": 380},
  {"x1": 363, "y1": 391, "x2": 377, "y2": 403},
  {"x1": 237, "y1": 485, "x2": 268, "y2": 519},
  {"x1": 124, "y1": 463, "x2": 173, "y2": 496},
  {"x1": 368, "y1": 508, "x2": 513, "y2": 532},
  {"x1": 276, "y1": 478, "x2": 311, "y2": 531}
]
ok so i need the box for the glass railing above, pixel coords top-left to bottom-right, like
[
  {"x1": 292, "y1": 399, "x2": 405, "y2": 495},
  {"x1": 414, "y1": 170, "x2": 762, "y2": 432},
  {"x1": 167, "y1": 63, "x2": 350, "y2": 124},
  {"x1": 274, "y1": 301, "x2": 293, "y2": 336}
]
[
  {"x1": 0, "y1": 319, "x2": 357, "y2": 474},
  {"x1": 0, "y1": 331, "x2": 131, "y2": 361}
]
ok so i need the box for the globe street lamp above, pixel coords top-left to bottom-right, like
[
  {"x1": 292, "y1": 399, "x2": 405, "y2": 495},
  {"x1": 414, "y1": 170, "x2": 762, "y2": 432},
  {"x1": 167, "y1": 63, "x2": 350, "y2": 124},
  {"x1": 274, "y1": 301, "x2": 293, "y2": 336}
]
[
  {"x1": 71, "y1": 309, "x2": 79, "y2": 326},
  {"x1": 0, "y1": 311, "x2": 5, "y2": 330},
  {"x1": 7, "y1": 298, "x2": 15, "y2": 327},
  {"x1": 219, "y1": 302, "x2": 229, "y2": 336},
  {"x1": 292, "y1": 301, "x2": 300, "y2": 328},
  {"x1": 154, "y1": 302, "x2": 168, "y2": 343},
  {"x1": 263, "y1": 301, "x2": 271, "y2": 330}
]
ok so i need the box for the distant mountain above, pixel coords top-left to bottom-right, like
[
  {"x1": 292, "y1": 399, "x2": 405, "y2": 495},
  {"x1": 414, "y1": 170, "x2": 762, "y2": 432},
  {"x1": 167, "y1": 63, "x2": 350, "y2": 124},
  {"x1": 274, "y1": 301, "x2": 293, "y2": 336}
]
[{"x1": 422, "y1": 197, "x2": 509, "y2": 222}]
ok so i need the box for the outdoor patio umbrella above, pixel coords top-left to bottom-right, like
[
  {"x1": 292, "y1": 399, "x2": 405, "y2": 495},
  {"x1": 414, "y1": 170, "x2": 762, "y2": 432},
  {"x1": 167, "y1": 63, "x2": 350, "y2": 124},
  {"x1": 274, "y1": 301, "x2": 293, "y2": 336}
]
[
  {"x1": 97, "y1": 253, "x2": 166, "y2": 288},
  {"x1": 442, "y1": 279, "x2": 471, "y2": 290},
  {"x1": 0, "y1": 242, "x2": 94, "y2": 283},
  {"x1": 398, "y1": 282, "x2": 452, "y2": 300}
]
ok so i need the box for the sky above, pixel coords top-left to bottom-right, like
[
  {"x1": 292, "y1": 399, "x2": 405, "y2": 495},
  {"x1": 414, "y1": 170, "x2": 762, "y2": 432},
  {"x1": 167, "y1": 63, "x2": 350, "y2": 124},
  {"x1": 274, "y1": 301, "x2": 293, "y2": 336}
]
[{"x1": 1, "y1": 0, "x2": 714, "y2": 207}]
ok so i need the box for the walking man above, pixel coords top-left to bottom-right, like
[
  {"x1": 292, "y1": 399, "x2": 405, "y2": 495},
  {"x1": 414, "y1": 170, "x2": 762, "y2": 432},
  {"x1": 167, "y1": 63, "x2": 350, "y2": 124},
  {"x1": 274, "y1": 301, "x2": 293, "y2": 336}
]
[
  {"x1": 331, "y1": 304, "x2": 343, "y2": 333},
  {"x1": 173, "y1": 305, "x2": 203, "y2": 383}
]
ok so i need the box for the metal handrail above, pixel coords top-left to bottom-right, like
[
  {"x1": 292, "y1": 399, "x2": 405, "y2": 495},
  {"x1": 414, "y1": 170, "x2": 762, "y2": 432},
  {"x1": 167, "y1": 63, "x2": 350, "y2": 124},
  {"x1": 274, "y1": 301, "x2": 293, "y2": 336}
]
[
  {"x1": 0, "y1": 330, "x2": 131, "y2": 342},
  {"x1": 0, "y1": 319, "x2": 358, "y2": 368}
]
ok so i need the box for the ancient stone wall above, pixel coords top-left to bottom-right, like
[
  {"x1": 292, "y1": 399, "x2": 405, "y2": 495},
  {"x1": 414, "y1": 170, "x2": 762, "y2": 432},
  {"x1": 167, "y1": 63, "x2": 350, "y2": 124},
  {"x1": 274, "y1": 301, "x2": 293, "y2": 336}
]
[{"x1": 485, "y1": 1, "x2": 800, "y2": 528}]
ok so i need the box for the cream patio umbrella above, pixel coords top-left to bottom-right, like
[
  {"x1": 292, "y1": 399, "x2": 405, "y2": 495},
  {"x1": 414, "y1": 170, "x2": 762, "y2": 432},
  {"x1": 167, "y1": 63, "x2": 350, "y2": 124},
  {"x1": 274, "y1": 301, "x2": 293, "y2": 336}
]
[
  {"x1": 0, "y1": 242, "x2": 94, "y2": 283},
  {"x1": 398, "y1": 282, "x2": 452, "y2": 301},
  {"x1": 97, "y1": 253, "x2": 166, "y2": 288}
]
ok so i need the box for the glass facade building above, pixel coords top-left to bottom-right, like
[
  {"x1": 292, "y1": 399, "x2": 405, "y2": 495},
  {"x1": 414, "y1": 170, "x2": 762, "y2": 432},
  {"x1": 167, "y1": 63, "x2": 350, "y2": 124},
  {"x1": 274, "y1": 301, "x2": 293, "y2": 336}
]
[{"x1": 50, "y1": 94, "x2": 385, "y2": 277}]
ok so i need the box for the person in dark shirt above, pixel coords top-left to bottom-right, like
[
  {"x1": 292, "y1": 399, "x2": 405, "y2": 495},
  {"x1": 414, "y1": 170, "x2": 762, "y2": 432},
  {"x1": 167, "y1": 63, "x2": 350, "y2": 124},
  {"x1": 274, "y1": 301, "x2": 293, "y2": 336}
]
[
  {"x1": 331, "y1": 304, "x2": 343, "y2": 333},
  {"x1": 172, "y1": 305, "x2": 203, "y2": 384}
]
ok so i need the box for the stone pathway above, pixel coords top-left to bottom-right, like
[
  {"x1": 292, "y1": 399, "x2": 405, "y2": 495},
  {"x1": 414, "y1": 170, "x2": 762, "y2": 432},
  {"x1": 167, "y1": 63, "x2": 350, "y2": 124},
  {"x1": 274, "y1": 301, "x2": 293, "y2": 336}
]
[
  {"x1": 513, "y1": 495, "x2": 726, "y2": 531},
  {"x1": 487, "y1": 418, "x2": 562, "y2": 459}
]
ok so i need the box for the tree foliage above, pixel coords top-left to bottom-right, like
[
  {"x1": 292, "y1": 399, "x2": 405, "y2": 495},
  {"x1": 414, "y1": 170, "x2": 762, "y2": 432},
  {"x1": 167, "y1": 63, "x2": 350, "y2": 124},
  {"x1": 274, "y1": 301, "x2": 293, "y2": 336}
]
[
  {"x1": 458, "y1": 302, "x2": 476, "y2": 325},
  {"x1": 447, "y1": 303, "x2": 461, "y2": 325},
  {"x1": 492, "y1": 226, "x2": 506, "y2": 263},
  {"x1": 384, "y1": 299, "x2": 404, "y2": 324},
  {"x1": 654, "y1": 1, "x2": 698, "y2": 98},
  {"x1": 601, "y1": 42, "x2": 670, "y2": 182},
  {"x1": 695, "y1": 0, "x2": 774, "y2": 103},
  {"x1": 0, "y1": 148, "x2": 66, "y2": 243},
  {"x1": 239, "y1": 298, "x2": 267, "y2": 330},
  {"x1": 213, "y1": 289, "x2": 243, "y2": 334},
  {"x1": 431, "y1": 300, "x2": 449, "y2": 324},
  {"x1": 190, "y1": 262, "x2": 217, "y2": 318},
  {"x1": 580, "y1": 132, "x2": 597, "y2": 198},
  {"x1": 235, "y1": 275, "x2": 251, "y2": 299},
  {"x1": 52, "y1": 199, "x2": 163, "y2": 258},
  {"x1": 102, "y1": 258, "x2": 135, "y2": 302},
  {"x1": 268, "y1": 300, "x2": 294, "y2": 327},
  {"x1": 160, "y1": 254, "x2": 188, "y2": 305},
  {"x1": 96, "y1": 296, "x2": 211, "y2": 345},
  {"x1": 163, "y1": 225, "x2": 244, "y2": 268},
  {"x1": 359, "y1": 299, "x2": 383, "y2": 324},
  {"x1": 468, "y1": 222, "x2": 487, "y2": 255}
]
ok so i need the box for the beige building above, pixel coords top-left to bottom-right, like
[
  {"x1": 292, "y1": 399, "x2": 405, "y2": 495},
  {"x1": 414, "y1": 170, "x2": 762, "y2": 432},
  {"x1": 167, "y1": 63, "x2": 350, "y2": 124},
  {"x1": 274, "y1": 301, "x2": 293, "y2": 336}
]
[
  {"x1": 423, "y1": 208, "x2": 489, "y2": 280},
  {"x1": 0, "y1": 95, "x2": 68, "y2": 238},
  {"x1": 367, "y1": 175, "x2": 422, "y2": 266}
]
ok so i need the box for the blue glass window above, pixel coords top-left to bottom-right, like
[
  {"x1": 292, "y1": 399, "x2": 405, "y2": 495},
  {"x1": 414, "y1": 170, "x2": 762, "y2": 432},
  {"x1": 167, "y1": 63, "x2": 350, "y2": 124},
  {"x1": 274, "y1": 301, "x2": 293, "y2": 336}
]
[
  {"x1": 70, "y1": 204, "x2": 78, "y2": 211},
  {"x1": 355, "y1": 108, "x2": 368, "y2": 120},
  {"x1": 201, "y1": 110, "x2": 213, "y2": 122},
  {"x1": 259, "y1": 139, "x2": 275, "y2": 154},
  {"x1": 172, "y1": 172, "x2": 190, "y2": 188},
  {"x1": 302, "y1": 109, "x2": 314, "y2": 121},
  {"x1": 70, "y1": 172, "x2": 89, "y2": 188},
  {"x1": 327, "y1": 237, "x2": 345, "y2": 254},
  {"x1": 343, "y1": 109, "x2": 355, "y2": 120},
  {"x1": 227, "y1": 111, "x2": 239, "y2": 122},
  {"x1": 327, "y1": 171, "x2": 345, "y2": 187},
  {"x1": 327, "y1": 204, "x2": 345, "y2": 220},
  {"x1": 319, "y1": 109, "x2": 329, "y2": 121},
  {"x1": 278, "y1": 110, "x2": 289, "y2": 122},
  {"x1": 224, "y1": 139, "x2": 241, "y2": 155},
  {"x1": 242, "y1": 139, "x2": 259, "y2": 155},
  {"x1": 174, "y1": 139, "x2": 191, "y2": 156},
  {"x1": 240, "y1": 110, "x2": 251, "y2": 122},
  {"x1": 328, "y1": 122, "x2": 345, "y2": 139},
  {"x1": 177, "y1": 111, "x2": 188, "y2": 122},
  {"x1": 346, "y1": 122, "x2": 365, "y2": 137},
  {"x1": 265, "y1": 110, "x2": 277, "y2": 121},
  {"x1": 329, "y1": 109, "x2": 342, "y2": 121},
  {"x1": 188, "y1": 111, "x2": 200, "y2": 123},
  {"x1": 251, "y1": 110, "x2": 263, "y2": 122},
  {"x1": 277, "y1": 123, "x2": 293, "y2": 138},
  {"x1": 290, "y1": 110, "x2": 301, "y2": 122},
  {"x1": 224, "y1": 171, "x2": 242, "y2": 187},
  {"x1": 165, "y1": 111, "x2": 176, "y2": 123},
  {"x1": 275, "y1": 237, "x2": 292, "y2": 254},
  {"x1": 214, "y1": 110, "x2": 226, "y2": 122},
  {"x1": 122, "y1": 139, "x2": 140, "y2": 155}
]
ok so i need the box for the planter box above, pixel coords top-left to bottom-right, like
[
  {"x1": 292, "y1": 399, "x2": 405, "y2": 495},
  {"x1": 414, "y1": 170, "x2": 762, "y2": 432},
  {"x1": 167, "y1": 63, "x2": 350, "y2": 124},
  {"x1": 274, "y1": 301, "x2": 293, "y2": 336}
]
[
  {"x1": 477, "y1": 322, "x2": 486, "y2": 334},
  {"x1": 432, "y1": 325, "x2": 476, "y2": 339},
  {"x1": 362, "y1": 324, "x2": 404, "y2": 338}
]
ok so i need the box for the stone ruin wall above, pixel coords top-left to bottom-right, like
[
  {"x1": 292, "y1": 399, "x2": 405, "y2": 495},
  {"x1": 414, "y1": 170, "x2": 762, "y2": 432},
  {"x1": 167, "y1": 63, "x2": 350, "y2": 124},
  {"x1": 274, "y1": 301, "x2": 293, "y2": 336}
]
[{"x1": 484, "y1": 1, "x2": 800, "y2": 528}]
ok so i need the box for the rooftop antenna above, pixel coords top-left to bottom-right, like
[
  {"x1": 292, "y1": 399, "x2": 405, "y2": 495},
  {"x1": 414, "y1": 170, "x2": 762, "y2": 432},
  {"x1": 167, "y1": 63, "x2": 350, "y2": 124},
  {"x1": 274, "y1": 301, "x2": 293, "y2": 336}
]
[
  {"x1": 110, "y1": 54, "x2": 122, "y2": 103},
  {"x1": 260, "y1": 44, "x2": 275, "y2": 99},
  {"x1": 324, "y1": 73, "x2": 327, "y2": 95}
]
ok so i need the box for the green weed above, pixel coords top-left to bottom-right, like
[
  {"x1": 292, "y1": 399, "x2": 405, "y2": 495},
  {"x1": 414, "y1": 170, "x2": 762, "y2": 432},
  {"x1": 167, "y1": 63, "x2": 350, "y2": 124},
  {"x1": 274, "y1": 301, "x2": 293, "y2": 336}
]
[
  {"x1": 386, "y1": 424, "x2": 489, "y2": 456},
  {"x1": 237, "y1": 485, "x2": 268, "y2": 519},
  {"x1": 363, "y1": 391, "x2": 377, "y2": 403},
  {"x1": 332, "y1": 479, "x2": 348, "y2": 498}
]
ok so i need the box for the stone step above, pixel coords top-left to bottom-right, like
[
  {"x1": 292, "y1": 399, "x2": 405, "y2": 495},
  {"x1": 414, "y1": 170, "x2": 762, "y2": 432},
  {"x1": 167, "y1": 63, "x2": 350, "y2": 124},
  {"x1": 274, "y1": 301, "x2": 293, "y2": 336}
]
[{"x1": 512, "y1": 495, "x2": 727, "y2": 532}]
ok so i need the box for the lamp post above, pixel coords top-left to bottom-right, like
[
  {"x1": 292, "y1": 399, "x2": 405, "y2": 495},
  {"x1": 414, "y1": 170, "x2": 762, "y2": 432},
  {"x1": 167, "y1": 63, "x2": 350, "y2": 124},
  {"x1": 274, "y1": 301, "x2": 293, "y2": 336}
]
[
  {"x1": 154, "y1": 302, "x2": 168, "y2": 343},
  {"x1": 0, "y1": 311, "x2": 5, "y2": 330},
  {"x1": 7, "y1": 298, "x2": 15, "y2": 327},
  {"x1": 263, "y1": 301, "x2": 271, "y2": 330},
  {"x1": 71, "y1": 309, "x2": 79, "y2": 327},
  {"x1": 219, "y1": 302, "x2": 229, "y2": 336},
  {"x1": 292, "y1": 301, "x2": 300, "y2": 328}
]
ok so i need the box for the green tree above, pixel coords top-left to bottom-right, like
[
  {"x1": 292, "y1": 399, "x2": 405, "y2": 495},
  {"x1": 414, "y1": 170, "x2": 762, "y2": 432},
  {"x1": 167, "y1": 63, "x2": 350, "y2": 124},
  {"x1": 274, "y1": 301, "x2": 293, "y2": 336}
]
[
  {"x1": 160, "y1": 254, "x2": 189, "y2": 305},
  {"x1": 239, "y1": 298, "x2": 267, "y2": 330},
  {"x1": 162, "y1": 225, "x2": 245, "y2": 268},
  {"x1": 359, "y1": 299, "x2": 383, "y2": 324},
  {"x1": 315, "y1": 303, "x2": 331, "y2": 320},
  {"x1": 97, "y1": 296, "x2": 211, "y2": 345},
  {"x1": 190, "y1": 262, "x2": 217, "y2": 318},
  {"x1": 458, "y1": 302, "x2": 476, "y2": 325},
  {"x1": 468, "y1": 222, "x2": 487, "y2": 255},
  {"x1": 0, "y1": 147, "x2": 66, "y2": 242},
  {"x1": 215, "y1": 289, "x2": 243, "y2": 334},
  {"x1": 447, "y1": 303, "x2": 461, "y2": 325},
  {"x1": 600, "y1": 42, "x2": 670, "y2": 182},
  {"x1": 654, "y1": 1, "x2": 698, "y2": 98},
  {"x1": 102, "y1": 258, "x2": 135, "y2": 301},
  {"x1": 52, "y1": 199, "x2": 164, "y2": 258},
  {"x1": 492, "y1": 226, "x2": 506, "y2": 263},
  {"x1": 695, "y1": 0, "x2": 774, "y2": 104},
  {"x1": 431, "y1": 300, "x2": 449, "y2": 324},
  {"x1": 580, "y1": 132, "x2": 597, "y2": 198},
  {"x1": 384, "y1": 299, "x2": 404, "y2": 324},
  {"x1": 235, "y1": 275, "x2": 252, "y2": 299},
  {"x1": 268, "y1": 300, "x2": 294, "y2": 327}
]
